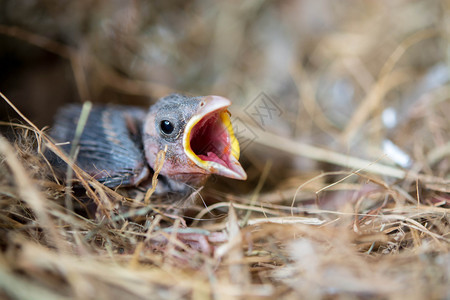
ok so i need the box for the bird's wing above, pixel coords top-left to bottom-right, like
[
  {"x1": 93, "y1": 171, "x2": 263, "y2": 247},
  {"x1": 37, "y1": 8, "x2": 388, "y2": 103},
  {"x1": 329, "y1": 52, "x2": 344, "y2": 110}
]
[{"x1": 49, "y1": 104, "x2": 150, "y2": 188}]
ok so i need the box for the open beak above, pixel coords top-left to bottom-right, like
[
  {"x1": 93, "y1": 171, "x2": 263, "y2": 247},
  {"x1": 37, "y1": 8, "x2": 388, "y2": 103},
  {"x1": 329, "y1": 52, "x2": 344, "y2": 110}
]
[{"x1": 183, "y1": 96, "x2": 247, "y2": 180}]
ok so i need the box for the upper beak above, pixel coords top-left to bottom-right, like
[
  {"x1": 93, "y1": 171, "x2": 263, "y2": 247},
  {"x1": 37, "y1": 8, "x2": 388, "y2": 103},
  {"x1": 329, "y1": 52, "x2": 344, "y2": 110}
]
[{"x1": 182, "y1": 95, "x2": 247, "y2": 180}]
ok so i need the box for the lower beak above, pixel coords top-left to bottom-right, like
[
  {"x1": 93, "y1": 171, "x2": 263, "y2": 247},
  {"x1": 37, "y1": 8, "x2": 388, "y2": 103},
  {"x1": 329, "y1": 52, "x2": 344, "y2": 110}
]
[{"x1": 182, "y1": 96, "x2": 247, "y2": 180}]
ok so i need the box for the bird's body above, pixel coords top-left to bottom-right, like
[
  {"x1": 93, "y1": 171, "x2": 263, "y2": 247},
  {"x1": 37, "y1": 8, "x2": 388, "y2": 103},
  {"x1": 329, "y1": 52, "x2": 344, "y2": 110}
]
[{"x1": 49, "y1": 94, "x2": 246, "y2": 198}]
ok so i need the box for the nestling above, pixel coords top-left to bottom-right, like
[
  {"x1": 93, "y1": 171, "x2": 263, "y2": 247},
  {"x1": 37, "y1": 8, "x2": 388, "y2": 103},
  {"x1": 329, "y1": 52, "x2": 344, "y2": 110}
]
[{"x1": 49, "y1": 94, "x2": 247, "y2": 196}]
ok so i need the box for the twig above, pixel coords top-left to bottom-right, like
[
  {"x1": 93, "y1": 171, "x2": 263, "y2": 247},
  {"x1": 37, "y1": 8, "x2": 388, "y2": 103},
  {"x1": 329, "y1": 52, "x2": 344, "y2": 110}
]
[
  {"x1": 0, "y1": 136, "x2": 66, "y2": 252},
  {"x1": 0, "y1": 91, "x2": 110, "y2": 216},
  {"x1": 144, "y1": 145, "x2": 168, "y2": 204},
  {"x1": 241, "y1": 160, "x2": 272, "y2": 226},
  {"x1": 64, "y1": 101, "x2": 92, "y2": 212}
]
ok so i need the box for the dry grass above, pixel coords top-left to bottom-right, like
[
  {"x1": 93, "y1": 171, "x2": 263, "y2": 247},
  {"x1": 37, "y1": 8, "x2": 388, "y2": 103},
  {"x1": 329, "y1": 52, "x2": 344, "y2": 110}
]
[{"x1": 1, "y1": 1, "x2": 449, "y2": 299}]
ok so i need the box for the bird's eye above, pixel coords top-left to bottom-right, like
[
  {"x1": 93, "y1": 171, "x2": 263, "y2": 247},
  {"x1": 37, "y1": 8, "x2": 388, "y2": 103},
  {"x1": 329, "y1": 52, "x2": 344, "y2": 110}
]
[{"x1": 160, "y1": 120, "x2": 174, "y2": 135}]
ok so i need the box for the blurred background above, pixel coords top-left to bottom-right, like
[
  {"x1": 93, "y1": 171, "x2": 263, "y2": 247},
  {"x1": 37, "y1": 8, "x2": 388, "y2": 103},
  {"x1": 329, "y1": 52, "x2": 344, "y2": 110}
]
[{"x1": 0, "y1": 0, "x2": 449, "y2": 190}]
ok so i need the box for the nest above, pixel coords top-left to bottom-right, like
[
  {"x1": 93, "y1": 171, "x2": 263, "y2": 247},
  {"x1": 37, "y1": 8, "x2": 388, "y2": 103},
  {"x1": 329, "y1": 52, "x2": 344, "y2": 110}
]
[{"x1": 0, "y1": 1, "x2": 449, "y2": 299}]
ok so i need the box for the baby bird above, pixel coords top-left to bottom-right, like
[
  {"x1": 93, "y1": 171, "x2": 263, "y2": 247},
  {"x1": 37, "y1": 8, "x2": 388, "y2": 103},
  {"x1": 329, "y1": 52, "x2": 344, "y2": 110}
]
[{"x1": 49, "y1": 94, "x2": 247, "y2": 196}]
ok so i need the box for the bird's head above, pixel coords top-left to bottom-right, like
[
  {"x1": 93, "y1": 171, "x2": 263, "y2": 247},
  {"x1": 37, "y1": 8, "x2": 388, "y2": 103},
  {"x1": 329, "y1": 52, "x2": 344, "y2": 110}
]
[{"x1": 143, "y1": 94, "x2": 247, "y2": 183}]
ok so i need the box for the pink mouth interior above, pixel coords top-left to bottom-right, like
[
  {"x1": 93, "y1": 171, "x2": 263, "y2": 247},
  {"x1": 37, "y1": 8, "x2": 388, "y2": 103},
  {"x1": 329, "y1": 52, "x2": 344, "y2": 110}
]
[{"x1": 190, "y1": 111, "x2": 233, "y2": 170}]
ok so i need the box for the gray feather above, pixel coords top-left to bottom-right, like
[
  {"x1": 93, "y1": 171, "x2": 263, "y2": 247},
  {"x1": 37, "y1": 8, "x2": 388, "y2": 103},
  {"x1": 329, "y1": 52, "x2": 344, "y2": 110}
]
[{"x1": 49, "y1": 104, "x2": 149, "y2": 187}]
